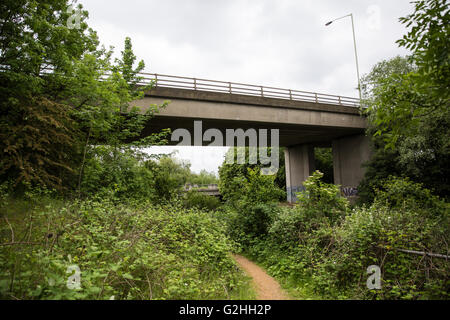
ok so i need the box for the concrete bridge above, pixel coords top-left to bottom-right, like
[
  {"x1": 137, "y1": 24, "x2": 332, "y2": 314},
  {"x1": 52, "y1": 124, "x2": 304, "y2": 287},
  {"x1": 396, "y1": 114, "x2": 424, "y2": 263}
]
[
  {"x1": 184, "y1": 184, "x2": 221, "y2": 197},
  {"x1": 130, "y1": 73, "x2": 371, "y2": 202}
]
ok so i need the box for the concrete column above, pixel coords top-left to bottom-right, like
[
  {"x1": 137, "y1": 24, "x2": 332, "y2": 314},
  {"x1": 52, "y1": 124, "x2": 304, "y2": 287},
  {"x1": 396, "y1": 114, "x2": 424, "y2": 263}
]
[
  {"x1": 332, "y1": 134, "x2": 372, "y2": 193},
  {"x1": 285, "y1": 145, "x2": 315, "y2": 203}
]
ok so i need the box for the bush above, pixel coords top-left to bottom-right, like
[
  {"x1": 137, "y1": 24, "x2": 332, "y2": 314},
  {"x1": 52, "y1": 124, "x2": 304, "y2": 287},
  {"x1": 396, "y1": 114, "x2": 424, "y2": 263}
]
[
  {"x1": 295, "y1": 171, "x2": 349, "y2": 226},
  {"x1": 317, "y1": 195, "x2": 449, "y2": 299},
  {"x1": 240, "y1": 176, "x2": 449, "y2": 300},
  {"x1": 0, "y1": 196, "x2": 251, "y2": 300},
  {"x1": 374, "y1": 176, "x2": 448, "y2": 218},
  {"x1": 314, "y1": 148, "x2": 334, "y2": 184},
  {"x1": 218, "y1": 147, "x2": 286, "y2": 203},
  {"x1": 80, "y1": 151, "x2": 196, "y2": 203},
  {"x1": 219, "y1": 168, "x2": 285, "y2": 247},
  {"x1": 183, "y1": 191, "x2": 221, "y2": 211}
]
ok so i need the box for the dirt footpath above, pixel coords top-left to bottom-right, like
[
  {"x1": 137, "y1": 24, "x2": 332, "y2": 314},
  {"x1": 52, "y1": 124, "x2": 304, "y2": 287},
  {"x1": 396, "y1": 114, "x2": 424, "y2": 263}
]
[{"x1": 232, "y1": 254, "x2": 291, "y2": 300}]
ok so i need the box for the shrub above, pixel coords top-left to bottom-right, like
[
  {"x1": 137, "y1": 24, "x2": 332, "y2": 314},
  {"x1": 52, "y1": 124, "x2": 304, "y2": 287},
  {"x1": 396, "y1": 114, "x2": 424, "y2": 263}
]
[
  {"x1": 80, "y1": 146, "x2": 159, "y2": 201},
  {"x1": 317, "y1": 198, "x2": 449, "y2": 299},
  {"x1": 296, "y1": 171, "x2": 349, "y2": 226},
  {"x1": 218, "y1": 147, "x2": 286, "y2": 203},
  {"x1": 314, "y1": 148, "x2": 334, "y2": 184},
  {"x1": 220, "y1": 168, "x2": 285, "y2": 246},
  {"x1": 0, "y1": 196, "x2": 251, "y2": 300},
  {"x1": 243, "y1": 176, "x2": 449, "y2": 300},
  {"x1": 183, "y1": 191, "x2": 221, "y2": 211},
  {"x1": 374, "y1": 176, "x2": 448, "y2": 218}
]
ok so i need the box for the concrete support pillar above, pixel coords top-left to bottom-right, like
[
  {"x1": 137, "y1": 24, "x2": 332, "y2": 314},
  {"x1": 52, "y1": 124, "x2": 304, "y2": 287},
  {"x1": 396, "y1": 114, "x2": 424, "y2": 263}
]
[
  {"x1": 285, "y1": 145, "x2": 315, "y2": 203},
  {"x1": 332, "y1": 134, "x2": 372, "y2": 193}
]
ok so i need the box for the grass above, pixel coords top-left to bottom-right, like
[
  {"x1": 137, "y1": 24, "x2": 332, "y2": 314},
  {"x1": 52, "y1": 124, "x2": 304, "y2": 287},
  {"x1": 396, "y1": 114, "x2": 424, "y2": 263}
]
[
  {"x1": 227, "y1": 271, "x2": 257, "y2": 300},
  {"x1": 277, "y1": 277, "x2": 324, "y2": 300}
]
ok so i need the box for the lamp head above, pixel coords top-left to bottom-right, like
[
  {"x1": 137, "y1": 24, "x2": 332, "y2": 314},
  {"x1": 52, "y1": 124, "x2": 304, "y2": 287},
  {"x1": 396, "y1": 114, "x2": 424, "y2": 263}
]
[{"x1": 325, "y1": 21, "x2": 333, "y2": 26}]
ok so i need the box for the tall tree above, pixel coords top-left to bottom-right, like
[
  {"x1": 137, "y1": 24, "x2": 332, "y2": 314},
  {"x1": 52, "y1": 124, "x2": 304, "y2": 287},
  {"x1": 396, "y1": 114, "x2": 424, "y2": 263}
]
[
  {"x1": 0, "y1": 0, "x2": 98, "y2": 190},
  {"x1": 360, "y1": 0, "x2": 450, "y2": 201},
  {"x1": 0, "y1": 1, "x2": 168, "y2": 193}
]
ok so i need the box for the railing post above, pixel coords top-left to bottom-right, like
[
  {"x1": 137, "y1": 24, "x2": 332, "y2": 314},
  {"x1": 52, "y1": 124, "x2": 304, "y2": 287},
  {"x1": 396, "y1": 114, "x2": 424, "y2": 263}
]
[
  {"x1": 155, "y1": 74, "x2": 158, "y2": 87},
  {"x1": 194, "y1": 78, "x2": 197, "y2": 90},
  {"x1": 289, "y1": 89, "x2": 292, "y2": 100},
  {"x1": 261, "y1": 86, "x2": 264, "y2": 97},
  {"x1": 229, "y1": 82, "x2": 232, "y2": 94},
  {"x1": 338, "y1": 96, "x2": 342, "y2": 105},
  {"x1": 315, "y1": 93, "x2": 318, "y2": 103}
]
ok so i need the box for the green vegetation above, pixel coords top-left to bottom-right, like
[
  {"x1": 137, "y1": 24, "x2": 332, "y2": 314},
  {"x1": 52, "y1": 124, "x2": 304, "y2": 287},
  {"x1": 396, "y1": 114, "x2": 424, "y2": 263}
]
[
  {"x1": 314, "y1": 148, "x2": 334, "y2": 184},
  {"x1": 359, "y1": 0, "x2": 450, "y2": 200},
  {"x1": 0, "y1": 0, "x2": 448, "y2": 301},
  {"x1": 215, "y1": 0, "x2": 449, "y2": 300},
  {"x1": 183, "y1": 191, "x2": 221, "y2": 212},
  {"x1": 220, "y1": 171, "x2": 449, "y2": 299},
  {"x1": 218, "y1": 147, "x2": 286, "y2": 203},
  {"x1": 187, "y1": 170, "x2": 219, "y2": 186},
  {"x1": 0, "y1": 0, "x2": 253, "y2": 300},
  {"x1": 0, "y1": 193, "x2": 253, "y2": 300}
]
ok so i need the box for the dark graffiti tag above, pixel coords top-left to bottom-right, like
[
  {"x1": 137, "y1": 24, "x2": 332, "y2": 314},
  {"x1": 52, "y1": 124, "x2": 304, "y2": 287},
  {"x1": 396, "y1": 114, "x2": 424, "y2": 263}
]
[
  {"x1": 288, "y1": 186, "x2": 358, "y2": 202},
  {"x1": 341, "y1": 187, "x2": 358, "y2": 197},
  {"x1": 287, "y1": 186, "x2": 306, "y2": 203}
]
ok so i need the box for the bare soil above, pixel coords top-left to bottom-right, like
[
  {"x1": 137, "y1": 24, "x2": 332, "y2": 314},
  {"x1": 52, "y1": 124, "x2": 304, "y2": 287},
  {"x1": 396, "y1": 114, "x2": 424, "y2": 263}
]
[{"x1": 232, "y1": 254, "x2": 290, "y2": 300}]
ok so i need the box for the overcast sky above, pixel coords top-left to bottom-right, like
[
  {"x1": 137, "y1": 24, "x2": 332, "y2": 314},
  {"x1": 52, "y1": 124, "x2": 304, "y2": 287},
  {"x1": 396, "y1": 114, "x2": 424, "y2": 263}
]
[{"x1": 78, "y1": 0, "x2": 414, "y2": 174}]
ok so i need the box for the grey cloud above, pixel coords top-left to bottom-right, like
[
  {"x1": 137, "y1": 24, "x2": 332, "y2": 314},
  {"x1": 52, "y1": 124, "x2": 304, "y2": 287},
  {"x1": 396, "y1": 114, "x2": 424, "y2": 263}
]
[
  {"x1": 80, "y1": 0, "x2": 414, "y2": 97},
  {"x1": 78, "y1": 0, "x2": 415, "y2": 173}
]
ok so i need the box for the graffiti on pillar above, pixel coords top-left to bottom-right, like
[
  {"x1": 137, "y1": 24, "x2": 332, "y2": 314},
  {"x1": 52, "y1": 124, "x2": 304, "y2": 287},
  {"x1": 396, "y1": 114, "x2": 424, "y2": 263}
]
[
  {"x1": 287, "y1": 186, "x2": 306, "y2": 203},
  {"x1": 289, "y1": 186, "x2": 359, "y2": 201},
  {"x1": 341, "y1": 187, "x2": 358, "y2": 197}
]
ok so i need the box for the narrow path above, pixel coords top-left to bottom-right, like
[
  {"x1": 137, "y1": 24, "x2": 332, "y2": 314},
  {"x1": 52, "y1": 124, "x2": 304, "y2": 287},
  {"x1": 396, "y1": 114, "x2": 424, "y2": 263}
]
[{"x1": 232, "y1": 254, "x2": 290, "y2": 300}]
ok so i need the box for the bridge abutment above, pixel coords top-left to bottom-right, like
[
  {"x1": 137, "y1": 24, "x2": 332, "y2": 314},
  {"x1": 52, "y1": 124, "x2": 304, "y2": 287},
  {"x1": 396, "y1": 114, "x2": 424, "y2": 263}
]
[
  {"x1": 332, "y1": 134, "x2": 372, "y2": 192},
  {"x1": 285, "y1": 145, "x2": 316, "y2": 203},
  {"x1": 285, "y1": 134, "x2": 372, "y2": 203}
]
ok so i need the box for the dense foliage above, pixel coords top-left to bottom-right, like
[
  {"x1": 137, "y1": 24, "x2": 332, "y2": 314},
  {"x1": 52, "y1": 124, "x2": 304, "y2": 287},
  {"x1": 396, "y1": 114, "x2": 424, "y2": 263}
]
[
  {"x1": 314, "y1": 148, "x2": 334, "y2": 184},
  {"x1": 359, "y1": 0, "x2": 450, "y2": 200},
  {"x1": 0, "y1": 193, "x2": 252, "y2": 300},
  {"x1": 218, "y1": 147, "x2": 286, "y2": 203},
  {"x1": 217, "y1": 167, "x2": 284, "y2": 248},
  {"x1": 0, "y1": 0, "x2": 95, "y2": 190},
  {"x1": 0, "y1": 0, "x2": 254, "y2": 301},
  {"x1": 1, "y1": 0, "x2": 448, "y2": 302},
  {"x1": 183, "y1": 191, "x2": 221, "y2": 212},
  {"x1": 0, "y1": 0, "x2": 169, "y2": 194},
  {"x1": 222, "y1": 172, "x2": 449, "y2": 300},
  {"x1": 187, "y1": 170, "x2": 219, "y2": 186}
]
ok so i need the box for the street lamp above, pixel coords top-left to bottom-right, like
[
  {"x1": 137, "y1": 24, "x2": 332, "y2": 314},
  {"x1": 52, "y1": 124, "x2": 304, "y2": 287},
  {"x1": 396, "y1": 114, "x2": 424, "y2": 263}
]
[{"x1": 325, "y1": 13, "x2": 361, "y2": 101}]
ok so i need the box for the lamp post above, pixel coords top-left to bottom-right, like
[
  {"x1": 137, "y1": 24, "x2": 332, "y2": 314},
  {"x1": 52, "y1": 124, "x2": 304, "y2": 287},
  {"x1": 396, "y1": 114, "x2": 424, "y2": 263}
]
[{"x1": 325, "y1": 13, "x2": 362, "y2": 101}]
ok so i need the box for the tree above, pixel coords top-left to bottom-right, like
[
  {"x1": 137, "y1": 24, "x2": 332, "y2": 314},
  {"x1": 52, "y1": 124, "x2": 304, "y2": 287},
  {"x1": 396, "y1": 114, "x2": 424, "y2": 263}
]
[
  {"x1": 367, "y1": 0, "x2": 449, "y2": 149},
  {"x1": 74, "y1": 36, "x2": 169, "y2": 196},
  {"x1": 360, "y1": 55, "x2": 416, "y2": 100},
  {"x1": 187, "y1": 170, "x2": 218, "y2": 185},
  {"x1": 144, "y1": 155, "x2": 192, "y2": 201},
  {"x1": 218, "y1": 147, "x2": 286, "y2": 203},
  {"x1": 0, "y1": 1, "x2": 169, "y2": 194},
  {"x1": 314, "y1": 148, "x2": 334, "y2": 184},
  {"x1": 0, "y1": 0, "x2": 98, "y2": 191},
  {"x1": 359, "y1": 0, "x2": 450, "y2": 200},
  {"x1": 357, "y1": 56, "x2": 416, "y2": 203}
]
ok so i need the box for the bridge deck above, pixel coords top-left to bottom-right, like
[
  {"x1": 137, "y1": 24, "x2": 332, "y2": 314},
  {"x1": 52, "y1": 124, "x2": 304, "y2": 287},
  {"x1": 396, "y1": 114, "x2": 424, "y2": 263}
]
[
  {"x1": 136, "y1": 72, "x2": 360, "y2": 108},
  {"x1": 131, "y1": 72, "x2": 366, "y2": 147}
]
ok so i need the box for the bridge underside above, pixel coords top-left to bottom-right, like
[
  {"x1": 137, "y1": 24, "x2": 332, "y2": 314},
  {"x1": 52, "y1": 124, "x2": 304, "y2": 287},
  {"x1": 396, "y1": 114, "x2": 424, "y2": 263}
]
[
  {"x1": 132, "y1": 87, "x2": 372, "y2": 202},
  {"x1": 142, "y1": 116, "x2": 365, "y2": 147}
]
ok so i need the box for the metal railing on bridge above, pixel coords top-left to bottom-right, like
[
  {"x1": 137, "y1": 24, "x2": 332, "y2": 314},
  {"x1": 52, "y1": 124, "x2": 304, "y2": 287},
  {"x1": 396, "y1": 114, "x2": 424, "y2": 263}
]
[
  {"x1": 136, "y1": 72, "x2": 361, "y2": 108},
  {"x1": 4, "y1": 66, "x2": 360, "y2": 108}
]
